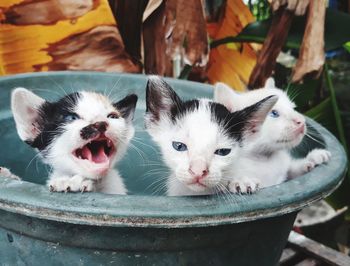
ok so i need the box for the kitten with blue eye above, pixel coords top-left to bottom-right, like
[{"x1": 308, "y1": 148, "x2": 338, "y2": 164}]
[
  {"x1": 145, "y1": 76, "x2": 278, "y2": 196},
  {"x1": 214, "y1": 78, "x2": 331, "y2": 193},
  {"x1": 11, "y1": 88, "x2": 137, "y2": 194}
]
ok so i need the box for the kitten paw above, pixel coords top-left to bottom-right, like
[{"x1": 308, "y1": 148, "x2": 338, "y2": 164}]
[
  {"x1": 228, "y1": 178, "x2": 260, "y2": 194},
  {"x1": 0, "y1": 167, "x2": 20, "y2": 180},
  {"x1": 48, "y1": 176, "x2": 95, "y2": 193},
  {"x1": 301, "y1": 149, "x2": 331, "y2": 174},
  {"x1": 80, "y1": 179, "x2": 94, "y2": 193},
  {"x1": 48, "y1": 178, "x2": 71, "y2": 192},
  {"x1": 307, "y1": 149, "x2": 331, "y2": 166}
]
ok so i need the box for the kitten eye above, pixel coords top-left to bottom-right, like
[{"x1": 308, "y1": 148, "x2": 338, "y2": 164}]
[
  {"x1": 107, "y1": 112, "x2": 119, "y2": 119},
  {"x1": 63, "y1": 113, "x2": 79, "y2": 122},
  {"x1": 214, "y1": 148, "x2": 231, "y2": 156},
  {"x1": 270, "y1": 109, "x2": 280, "y2": 118},
  {"x1": 172, "y1": 141, "x2": 187, "y2": 151}
]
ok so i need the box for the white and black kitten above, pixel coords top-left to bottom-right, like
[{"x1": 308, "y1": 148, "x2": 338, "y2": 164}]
[
  {"x1": 214, "y1": 78, "x2": 331, "y2": 192},
  {"x1": 145, "y1": 76, "x2": 278, "y2": 196},
  {"x1": 11, "y1": 88, "x2": 137, "y2": 194}
]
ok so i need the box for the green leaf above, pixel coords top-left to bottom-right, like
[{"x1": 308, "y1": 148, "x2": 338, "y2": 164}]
[
  {"x1": 178, "y1": 64, "x2": 192, "y2": 80},
  {"x1": 324, "y1": 64, "x2": 348, "y2": 152},
  {"x1": 344, "y1": 42, "x2": 350, "y2": 53},
  {"x1": 305, "y1": 97, "x2": 337, "y2": 133},
  {"x1": 305, "y1": 66, "x2": 350, "y2": 213},
  {"x1": 211, "y1": 9, "x2": 350, "y2": 51}
]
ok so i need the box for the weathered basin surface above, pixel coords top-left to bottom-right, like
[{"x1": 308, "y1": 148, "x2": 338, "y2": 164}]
[{"x1": 0, "y1": 72, "x2": 347, "y2": 265}]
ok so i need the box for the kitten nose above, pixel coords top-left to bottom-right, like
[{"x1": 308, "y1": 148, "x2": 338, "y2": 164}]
[
  {"x1": 293, "y1": 118, "x2": 303, "y2": 126},
  {"x1": 189, "y1": 161, "x2": 209, "y2": 179},
  {"x1": 93, "y1": 121, "x2": 108, "y2": 132}
]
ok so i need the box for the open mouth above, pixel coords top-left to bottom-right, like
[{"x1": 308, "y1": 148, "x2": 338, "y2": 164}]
[{"x1": 74, "y1": 136, "x2": 115, "y2": 164}]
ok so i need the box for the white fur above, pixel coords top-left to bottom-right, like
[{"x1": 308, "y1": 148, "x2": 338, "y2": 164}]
[
  {"x1": 214, "y1": 78, "x2": 331, "y2": 191},
  {"x1": 0, "y1": 167, "x2": 21, "y2": 180},
  {"x1": 11, "y1": 88, "x2": 45, "y2": 142},
  {"x1": 145, "y1": 76, "x2": 277, "y2": 196},
  {"x1": 148, "y1": 100, "x2": 239, "y2": 196},
  {"x1": 11, "y1": 89, "x2": 134, "y2": 194}
]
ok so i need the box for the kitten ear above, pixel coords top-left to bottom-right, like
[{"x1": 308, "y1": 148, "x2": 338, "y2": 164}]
[
  {"x1": 214, "y1": 82, "x2": 239, "y2": 112},
  {"x1": 145, "y1": 75, "x2": 182, "y2": 123},
  {"x1": 264, "y1": 77, "x2": 276, "y2": 89},
  {"x1": 240, "y1": 95, "x2": 278, "y2": 138},
  {"x1": 113, "y1": 94, "x2": 138, "y2": 122},
  {"x1": 11, "y1": 88, "x2": 46, "y2": 143}
]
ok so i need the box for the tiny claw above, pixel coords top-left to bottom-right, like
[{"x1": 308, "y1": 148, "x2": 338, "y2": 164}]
[
  {"x1": 49, "y1": 185, "x2": 55, "y2": 192},
  {"x1": 307, "y1": 164, "x2": 313, "y2": 172},
  {"x1": 65, "y1": 186, "x2": 71, "y2": 193},
  {"x1": 247, "y1": 186, "x2": 252, "y2": 194},
  {"x1": 235, "y1": 184, "x2": 241, "y2": 194},
  {"x1": 81, "y1": 186, "x2": 87, "y2": 193}
]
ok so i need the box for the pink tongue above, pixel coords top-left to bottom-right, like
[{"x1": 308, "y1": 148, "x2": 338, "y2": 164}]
[
  {"x1": 92, "y1": 145, "x2": 109, "y2": 163},
  {"x1": 81, "y1": 144, "x2": 109, "y2": 164}
]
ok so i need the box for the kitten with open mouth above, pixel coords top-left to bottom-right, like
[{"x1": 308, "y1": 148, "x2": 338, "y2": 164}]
[{"x1": 11, "y1": 88, "x2": 137, "y2": 194}]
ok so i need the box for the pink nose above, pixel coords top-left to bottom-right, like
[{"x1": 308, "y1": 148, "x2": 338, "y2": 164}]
[
  {"x1": 293, "y1": 118, "x2": 303, "y2": 126},
  {"x1": 293, "y1": 119, "x2": 305, "y2": 134},
  {"x1": 189, "y1": 162, "x2": 209, "y2": 180},
  {"x1": 189, "y1": 168, "x2": 209, "y2": 179}
]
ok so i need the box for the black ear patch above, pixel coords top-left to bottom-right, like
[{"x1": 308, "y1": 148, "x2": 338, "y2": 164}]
[
  {"x1": 210, "y1": 95, "x2": 278, "y2": 142},
  {"x1": 31, "y1": 92, "x2": 81, "y2": 151},
  {"x1": 230, "y1": 95, "x2": 278, "y2": 140},
  {"x1": 114, "y1": 94, "x2": 138, "y2": 121},
  {"x1": 145, "y1": 76, "x2": 183, "y2": 122}
]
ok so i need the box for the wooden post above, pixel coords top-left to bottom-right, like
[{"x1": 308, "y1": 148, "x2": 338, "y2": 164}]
[{"x1": 248, "y1": 7, "x2": 294, "y2": 89}]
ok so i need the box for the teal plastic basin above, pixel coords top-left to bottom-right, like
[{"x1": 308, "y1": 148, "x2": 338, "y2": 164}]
[{"x1": 0, "y1": 72, "x2": 347, "y2": 265}]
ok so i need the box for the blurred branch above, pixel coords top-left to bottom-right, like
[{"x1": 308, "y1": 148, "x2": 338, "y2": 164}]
[
  {"x1": 291, "y1": 0, "x2": 326, "y2": 83},
  {"x1": 248, "y1": 7, "x2": 294, "y2": 88},
  {"x1": 143, "y1": 0, "x2": 208, "y2": 76},
  {"x1": 109, "y1": 0, "x2": 149, "y2": 63}
]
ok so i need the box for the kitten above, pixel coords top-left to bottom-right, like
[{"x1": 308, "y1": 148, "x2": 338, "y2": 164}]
[
  {"x1": 11, "y1": 88, "x2": 137, "y2": 194},
  {"x1": 145, "y1": 76, "x2": 278, "y2": 196},
  {"x1": 214, "y1": 78, "x2": 331, "y2": 193}
]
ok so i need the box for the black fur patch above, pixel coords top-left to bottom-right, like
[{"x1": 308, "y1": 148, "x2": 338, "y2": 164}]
[
  {"x1": 80, "y1": 121, "x2": 108, "y2": 140},
  {"x1": 146, "y1": 77, "x2": 183, "y2": 122},
  {"x1": 113, "y1": 94, "x2": 138, "y2": 121},
  {"x1": 29, "y1": 92, "x2": 81, "y2": 151},
  {"x1": 145, "y1": 76, "x2": 273, "y2": 144},
  {"x1": 210, "y1": 95, "x2": 275, "y2": 142},
  {"x1": 209, "y1": 102, "x2": 245, "y2": 141},
  {"x1": 171, "y1": 100, "x2": 199, "y2": 122}
]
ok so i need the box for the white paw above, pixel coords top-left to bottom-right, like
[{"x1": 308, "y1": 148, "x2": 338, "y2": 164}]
[
  {"x1": 48, "y1": 176, "x2": 95, "y2": 193},
  {"x1": 48, "y1": 178, "x2": 70, "y2": 192},
  {"x1": 228, "y1": 178, "x2": 260, "y2": 194},
  {"x1": 307, "y1": 149, "x2": 331, "y2": 166},
  {"x1": 0, "y1": 167, "x2": 20, "y2": 180},
  {"x1": 303, "y1": 161, "x2": 316, "y2": 173},
  {"x1": 80, "y1": 179, "x2": 95, "y2": 192},
  {"x1": 65, "y1": 175, "x2": 95, "y2": 192}
]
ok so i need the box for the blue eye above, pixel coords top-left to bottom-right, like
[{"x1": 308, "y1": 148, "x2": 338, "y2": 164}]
[
  {"x1": 172, "y1": 141, "x2": 187, "y2": 151},
  {"x1": 63, "y1": 113, "x2": 79, "y2": 122},
  {"x1": 214, "y1": 148, "x2": 231, "y2": 156},
  {"x1": 270, "y1": 109, "x2": 279, "y2": 118}
]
